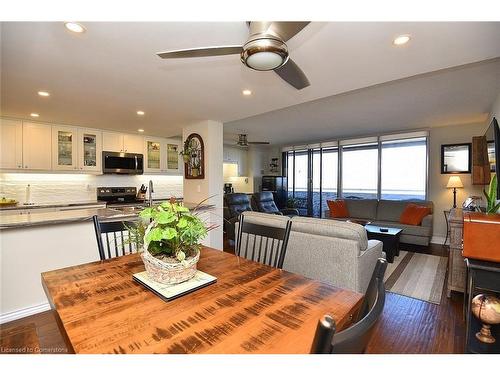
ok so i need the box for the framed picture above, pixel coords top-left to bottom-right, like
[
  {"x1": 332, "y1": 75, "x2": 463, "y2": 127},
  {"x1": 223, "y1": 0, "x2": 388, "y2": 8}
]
[{"x1": 441, "y1": 143, "x2": 471, "y2": 174}]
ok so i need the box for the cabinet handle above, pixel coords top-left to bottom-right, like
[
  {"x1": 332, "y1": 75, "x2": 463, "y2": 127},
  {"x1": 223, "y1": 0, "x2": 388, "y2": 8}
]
[
  {"x1": 18, "y1": 165, "x2": 21, "y2": 168},
  {"x1": 25, "y1": 165, "x2": 28, "y2": 168}
]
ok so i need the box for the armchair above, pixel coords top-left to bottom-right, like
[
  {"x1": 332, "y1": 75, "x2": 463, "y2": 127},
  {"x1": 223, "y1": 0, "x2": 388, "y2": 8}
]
[
  {"x1": 223, "y1": 193, "x2": 253, "y2": 241},
  {"x1": 251, "y1": 192, "x2": 299, "y2": 217}
]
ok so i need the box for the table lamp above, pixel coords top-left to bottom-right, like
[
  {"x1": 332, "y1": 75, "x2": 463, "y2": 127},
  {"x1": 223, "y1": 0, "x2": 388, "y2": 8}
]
[{"x1": 446, "y1": 175, "x2": 463, "y2": 208}]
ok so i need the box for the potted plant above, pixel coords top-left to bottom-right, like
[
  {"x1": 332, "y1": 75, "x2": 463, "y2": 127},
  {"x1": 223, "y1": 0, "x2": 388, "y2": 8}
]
[
  {"x1": 132, "y1": 201, "x2": 208, "y2": 285},
  {"x1": 483, "y1": 174, "x2": 500, "y2": 214},
  {"x1": 180, "y1": 139, "x2": 194, "y2": 163}
]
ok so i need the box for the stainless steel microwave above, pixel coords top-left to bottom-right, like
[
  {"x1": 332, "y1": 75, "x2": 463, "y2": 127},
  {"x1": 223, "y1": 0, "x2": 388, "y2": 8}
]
[{"x1": 102, "y1": 151, "x2": 144, "y2": 174}]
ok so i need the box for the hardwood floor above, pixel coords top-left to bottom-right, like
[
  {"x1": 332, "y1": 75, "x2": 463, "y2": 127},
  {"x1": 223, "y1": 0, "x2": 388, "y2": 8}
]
[{"x1": 0, "y1": 242, "x2": 464, "y2": 354}]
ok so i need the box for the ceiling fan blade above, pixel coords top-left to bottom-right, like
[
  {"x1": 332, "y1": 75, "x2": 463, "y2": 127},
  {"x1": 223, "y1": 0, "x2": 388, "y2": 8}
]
[
  {"x1": 248, "y1": 141, "x2": 270, "y2": 145},
  {"x1": 268, "y1": 22, "x2": 310, "y2": 42},
  {"x1": 274, "y1": 58, "x2": 310, "y2": 90},
  {"x1": 157, "y1": 45, "x2": 243, "y2": 59}
]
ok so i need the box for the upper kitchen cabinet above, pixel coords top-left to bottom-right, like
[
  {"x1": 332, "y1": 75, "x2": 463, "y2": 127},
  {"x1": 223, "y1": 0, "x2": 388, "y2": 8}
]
[
  {"x1": 144, "y1": 137, "x2": 182, "y2": 174},
  {"x1": 102, "y1": 131, "x2": 123, "y2": 152},
  {"x1": 52, "y1": 125, "x2": 78, "y2": 170},
  {"x1": 144, "y1": 137, "x2": 162, "y2": 173},
  {"x1": 102, "y1": 131, "x2": 144, "y2": 154},
  {"x1": 123, "y1": 134, "x2": 144, "y2": 154},
  {"x1": 164, "y1": 139, "x2": 182, "y2": 174},
  {"x1": 78, "y1": 128, "x2": 102, "y2": 172},
  {"x1": 0, "y1": 118, "x2": 23, "y2": 169},
  {"x1": 22, "y1": 122, "x2": 52, "y2": 170}
]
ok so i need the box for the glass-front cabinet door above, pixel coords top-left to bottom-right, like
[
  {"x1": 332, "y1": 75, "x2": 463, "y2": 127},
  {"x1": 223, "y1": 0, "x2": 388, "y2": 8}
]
[
  {"x1": 165, "y1": 141, "x2": 181, "y2": 173},
  {"x1": 78, "y1": 128, "x2": 102, "y2": 172},
  {"x1": 144, "y1": 137, "x2": 163, "y2": 173},
  {"x1": 52, "y1": 126, "x2": 78, "y2": 170}
]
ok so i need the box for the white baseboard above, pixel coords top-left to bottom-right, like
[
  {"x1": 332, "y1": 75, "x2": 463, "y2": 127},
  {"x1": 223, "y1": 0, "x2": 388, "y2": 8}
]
[
  {"x1": 430, "y1": 236, "x2": 446, "y2": 245},
  {"x1": 0, "y1": 302, "x2": 51, "y2": 324}
]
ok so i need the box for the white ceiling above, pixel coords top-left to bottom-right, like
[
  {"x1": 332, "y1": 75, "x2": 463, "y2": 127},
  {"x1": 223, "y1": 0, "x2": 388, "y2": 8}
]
[
  {"x1": 1, "y1": 22, "x2": 500, "y2": 141},
  {"x1": 226, "y1": 58, "x2": 500, "y2": 145}
]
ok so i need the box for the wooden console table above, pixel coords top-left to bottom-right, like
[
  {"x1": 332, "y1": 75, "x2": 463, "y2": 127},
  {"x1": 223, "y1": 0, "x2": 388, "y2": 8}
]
[{"x1": 447, "y1": 208, "x2": 466, "y2": 297}]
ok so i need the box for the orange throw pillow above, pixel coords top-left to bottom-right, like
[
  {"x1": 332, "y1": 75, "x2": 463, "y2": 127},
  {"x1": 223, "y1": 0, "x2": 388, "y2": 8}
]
[
  {"x1": 400, "y1": 203, "x2": 431, "y2": 225},
  {"x1": 327, "y1": 200, "x2": 349, "y2": 218}
]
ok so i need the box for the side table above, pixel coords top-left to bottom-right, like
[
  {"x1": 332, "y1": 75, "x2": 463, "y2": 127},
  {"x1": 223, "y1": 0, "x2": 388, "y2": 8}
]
[{"x1": 464, "y1": 258, "x2": 500, "y2": 354}]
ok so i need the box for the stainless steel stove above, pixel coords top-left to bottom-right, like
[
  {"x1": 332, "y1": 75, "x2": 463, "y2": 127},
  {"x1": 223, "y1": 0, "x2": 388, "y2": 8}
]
[{"x1": 97, "y1": 187, "x2": 146, "y2": 209}]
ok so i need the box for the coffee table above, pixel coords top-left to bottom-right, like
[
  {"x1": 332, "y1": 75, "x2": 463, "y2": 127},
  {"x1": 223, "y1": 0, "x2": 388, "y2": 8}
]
[{"x1": 365, "y1": 224, "x2": 402, "y2": 263}]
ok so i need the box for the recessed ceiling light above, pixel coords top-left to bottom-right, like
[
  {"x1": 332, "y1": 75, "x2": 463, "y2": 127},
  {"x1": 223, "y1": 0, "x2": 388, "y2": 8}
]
[
  {"x1": 393, "y1": 35, "x2": 411, "y2": 46},
  {"x1": 242, "y1": 89, "x2": 252, "y2": 96},
  {"x1": 64, "y1": 22, "x2": 86, "y2": 33},
  {"x1": 30, "y1": 113, "x2": 39, "y2": 117},
  {"x1": 136, "y1": 111, "x2": 145, "y2": 116},
  {"x1": 138, "y1": 129, "x2": 145, "y2": 133},
  {"x1": 38, "y1": 91, "x2": 50, "y2": 97}
]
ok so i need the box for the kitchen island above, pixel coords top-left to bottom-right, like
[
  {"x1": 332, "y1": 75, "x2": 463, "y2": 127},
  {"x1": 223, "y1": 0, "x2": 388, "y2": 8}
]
[{"x1": 0, "y1": 201, "x2": 215, "y2": 323}]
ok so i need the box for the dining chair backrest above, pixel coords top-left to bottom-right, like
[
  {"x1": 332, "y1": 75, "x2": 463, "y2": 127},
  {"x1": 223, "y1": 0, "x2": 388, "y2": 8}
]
[
  {"x1": 235, "y1": 214, "x2": 292, "y2": 269},
  {"x1": 310, "y1": 258, "x2": 387, "y2": 354},
  {"x1": 93, "y1": 215, "x2": 141, "y2": 261}
]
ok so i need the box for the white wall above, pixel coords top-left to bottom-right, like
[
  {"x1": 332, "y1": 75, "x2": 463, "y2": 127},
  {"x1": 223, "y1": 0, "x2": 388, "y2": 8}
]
[
  {"x1": 428, "y1": 123, "x2": 486, "y2": 239},
  {"x1": 183, "y1": 121, "x2": 223, "y2": 250},
  {"x1": 0, "y1": 173, "x2": 183, "y2": 204}
]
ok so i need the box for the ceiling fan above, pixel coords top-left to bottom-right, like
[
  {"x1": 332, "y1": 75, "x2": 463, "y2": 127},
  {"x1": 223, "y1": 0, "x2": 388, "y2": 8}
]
[
  {"x1": 156, "y1": 22, "x2": 311, "y2": 90},
  {"x1": 236, "y1": 134, "x2": 269, "y2": 147}
]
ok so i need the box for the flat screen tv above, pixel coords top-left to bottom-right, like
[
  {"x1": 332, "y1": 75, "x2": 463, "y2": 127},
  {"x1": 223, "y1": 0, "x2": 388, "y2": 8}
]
[{"x1": 484, "y1": 116, "x2": 500, "y2": 197}]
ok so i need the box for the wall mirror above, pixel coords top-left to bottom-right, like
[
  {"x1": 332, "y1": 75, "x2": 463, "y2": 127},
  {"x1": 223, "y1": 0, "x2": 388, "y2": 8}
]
[{"x1": 441, "y1": 143, "x2": 471, "y2": 174}]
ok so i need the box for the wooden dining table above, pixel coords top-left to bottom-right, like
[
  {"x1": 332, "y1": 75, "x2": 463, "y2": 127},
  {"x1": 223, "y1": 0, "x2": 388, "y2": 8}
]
[{"x1": 41, "y1": 247, "x2": 363, "y2": 354}]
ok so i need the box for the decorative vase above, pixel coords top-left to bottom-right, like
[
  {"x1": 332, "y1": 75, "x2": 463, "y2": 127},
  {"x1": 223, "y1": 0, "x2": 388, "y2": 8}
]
[
  {"x1": 141, "y1": 248, "x2": 200, "y2": 285},
  {"x1": 471, "y1": 294, "x2": 500, "y2": 343},
  {"x1": 191, "y1": 168, "x2": 199, "y2": 177}
]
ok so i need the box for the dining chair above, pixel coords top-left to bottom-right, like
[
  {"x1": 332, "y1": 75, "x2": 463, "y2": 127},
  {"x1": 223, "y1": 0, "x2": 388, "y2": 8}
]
[
  {"x1": 310, "y1": 258, "x2": 388, "y2": 354},
  {"x1": 92, "y1": 215, "x2": 140, "y2": 261},
  {"x1": 235, "y1": 213, "x2": 292, "y2": 269}
]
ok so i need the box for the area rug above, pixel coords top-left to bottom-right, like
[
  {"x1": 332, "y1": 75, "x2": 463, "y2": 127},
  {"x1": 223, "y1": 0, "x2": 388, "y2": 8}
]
[{"x1": 383, "y1": 251, "x2": 447, "y2": 305}]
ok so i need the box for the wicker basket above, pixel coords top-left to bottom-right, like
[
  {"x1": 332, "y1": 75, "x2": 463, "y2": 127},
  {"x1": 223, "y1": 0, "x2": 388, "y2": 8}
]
[{"x1": 141, "y1": 248, "x2": 200, "y2": 285}]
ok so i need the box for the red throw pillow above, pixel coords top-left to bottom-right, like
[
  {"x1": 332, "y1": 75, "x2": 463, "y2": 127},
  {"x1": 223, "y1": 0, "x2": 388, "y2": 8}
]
[
  {"x1": 327, "y1": 200, "x2": 349, "y2": 218},
  {"x1": 400, "y1": 203, "x2": 431, "y2": 225}
]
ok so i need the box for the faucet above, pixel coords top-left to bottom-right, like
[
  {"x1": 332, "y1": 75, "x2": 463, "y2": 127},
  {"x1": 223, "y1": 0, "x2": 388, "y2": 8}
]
[{"x1": 148, "y1": 180, "x2": 154, "y2": 207}]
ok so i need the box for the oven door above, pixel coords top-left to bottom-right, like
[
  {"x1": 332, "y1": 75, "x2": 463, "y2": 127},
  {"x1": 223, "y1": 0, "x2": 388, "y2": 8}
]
[{"x1": 103, "y1": 152, "x2": 144, "y2": 174}]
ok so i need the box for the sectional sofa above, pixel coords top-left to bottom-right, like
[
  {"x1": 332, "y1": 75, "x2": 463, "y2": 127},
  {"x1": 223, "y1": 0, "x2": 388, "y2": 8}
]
[
  {"x1": 324, "y1": 199, "x2": 434, "y2": 246},
  {"x1": 235, "y1": 211, "x2": 384, "y2": 293}
]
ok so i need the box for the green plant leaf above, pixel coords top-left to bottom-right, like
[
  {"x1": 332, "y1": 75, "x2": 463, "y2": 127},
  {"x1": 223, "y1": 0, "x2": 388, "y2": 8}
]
[
  {"x1": 146, "y1": 227, "x2": 163, "y2": 242},
  {"x1": 160, "y1": 202, "x2": 173, "y2": 210},
  {"x1": 156, "y1": 211, "x2": 176, "y2": 224},
  {"x1": 139, "y1": 207, "x2": 153, "y2": 219},
  {"x1": 489, "y1": 201, "x2": 500, "y2": 214},
  {"x1": 161, "y1": 227, "x2": 178, "y2": 240},
  {"x1": 177, "y1": 217, "x2": 188, "y2": 228},
  {"x1": 176, "y1": 205, "x2": 189, "y2": 212}
]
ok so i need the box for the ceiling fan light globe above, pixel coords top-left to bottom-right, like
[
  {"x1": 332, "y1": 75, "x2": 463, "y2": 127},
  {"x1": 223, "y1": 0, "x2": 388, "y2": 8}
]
[
  {"x1": 246, "y1": 52, "x2": 286, "y2": 71},
  {"x1": 241, "y1": 37, "x2": 288, "y2": 71}
]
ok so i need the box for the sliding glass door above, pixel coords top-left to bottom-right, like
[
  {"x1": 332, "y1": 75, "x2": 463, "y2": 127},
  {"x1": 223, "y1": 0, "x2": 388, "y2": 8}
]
[{"x1": 286, "y1": 146, "x2": 338, "y2": 217}]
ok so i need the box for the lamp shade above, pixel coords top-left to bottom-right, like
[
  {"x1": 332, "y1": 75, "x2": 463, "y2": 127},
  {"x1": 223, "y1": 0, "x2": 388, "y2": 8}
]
[{"x1": 447, "y1": 175, "x2": 464, "y2": 188}]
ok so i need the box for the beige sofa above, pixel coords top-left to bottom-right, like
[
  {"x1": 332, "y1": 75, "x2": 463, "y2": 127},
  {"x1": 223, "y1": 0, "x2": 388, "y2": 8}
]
[
  {"x1": 235, "y1": 211, "x2": 384, "y2": 293},
  {"x1": 324, "y1": 199, "x2": 433, "y2": 246}
]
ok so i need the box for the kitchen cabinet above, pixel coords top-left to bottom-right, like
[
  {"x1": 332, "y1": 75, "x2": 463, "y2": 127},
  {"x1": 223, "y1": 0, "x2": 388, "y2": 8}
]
[
  {"x1": 22, "y1": 122, "x2": 52, "y2": 170},
  {"x1": 223, "y1": 146, "x2": 247, "y2": 176},
  {"x1": 164, "y1": 139, "x2": 182, "y2": 174},
  {"x1": 0, "y1": 118, "x2": 23, "y2": 169},
  {"x1": 78, "y1": 128, "x2": 102, "y2": 172},
  {"x1": 144, "y1": 137, "x2": 162, "y2": 173},
  {"x1": 123, "y1": 134, "x2": 144, "y2": 154},
  {"x1": 52, "y1": 125, "x2": 78, "y2": 170},
  {"x1": 144, "y1": 137, "x2": 182, "y2": 174},
  {"x1": 102, "y1": 132, "x2": 144, "y2": 154}
]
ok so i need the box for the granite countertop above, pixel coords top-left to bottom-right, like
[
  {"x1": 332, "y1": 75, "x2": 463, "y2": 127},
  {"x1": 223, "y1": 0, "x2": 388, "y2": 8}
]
[
  {"x1": 0, "y1": 200, "x2": 106, "y2": 211},
  {"x1": 0, "y1": 208, "x2": 139, "y2": 230},
  {"x1": 0, "y1": 202, "x2": 215, "y2": 230}
]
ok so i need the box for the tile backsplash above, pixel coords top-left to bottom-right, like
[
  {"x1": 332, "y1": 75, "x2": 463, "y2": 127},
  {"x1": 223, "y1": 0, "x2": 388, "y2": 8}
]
[{"x1": 0, "y1": 173, "x2": 183, "y2": 204}]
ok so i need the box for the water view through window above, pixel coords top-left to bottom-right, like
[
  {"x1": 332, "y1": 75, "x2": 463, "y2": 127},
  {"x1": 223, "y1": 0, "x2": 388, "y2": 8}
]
[{"x1": 285, "y1": 134, "x2": 427, "y2": 217}]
